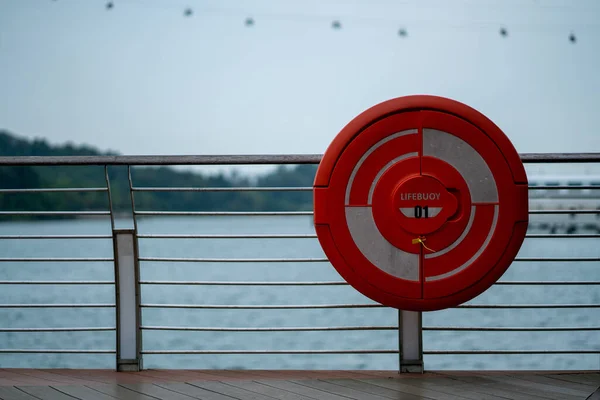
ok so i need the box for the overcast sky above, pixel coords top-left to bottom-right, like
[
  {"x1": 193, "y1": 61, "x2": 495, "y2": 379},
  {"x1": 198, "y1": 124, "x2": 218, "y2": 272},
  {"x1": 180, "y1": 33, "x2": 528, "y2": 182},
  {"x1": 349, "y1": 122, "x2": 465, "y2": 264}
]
[{"x1": 1, "y1": 0, "x2": 599, "y2": 173}]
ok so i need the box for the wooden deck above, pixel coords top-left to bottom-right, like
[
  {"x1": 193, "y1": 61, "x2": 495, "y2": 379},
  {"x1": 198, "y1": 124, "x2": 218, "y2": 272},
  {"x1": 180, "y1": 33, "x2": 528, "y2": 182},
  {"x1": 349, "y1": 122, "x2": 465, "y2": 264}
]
[{"x1": 0, "y1": 370, "x2": 598, "y2": 400}]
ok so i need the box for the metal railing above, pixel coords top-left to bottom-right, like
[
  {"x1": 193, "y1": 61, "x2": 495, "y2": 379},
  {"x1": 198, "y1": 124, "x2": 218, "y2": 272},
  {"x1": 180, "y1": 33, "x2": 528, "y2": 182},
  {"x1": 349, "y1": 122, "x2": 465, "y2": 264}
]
[{"x1": 0, "y1": 153, "x2": 599, "y2": 371}]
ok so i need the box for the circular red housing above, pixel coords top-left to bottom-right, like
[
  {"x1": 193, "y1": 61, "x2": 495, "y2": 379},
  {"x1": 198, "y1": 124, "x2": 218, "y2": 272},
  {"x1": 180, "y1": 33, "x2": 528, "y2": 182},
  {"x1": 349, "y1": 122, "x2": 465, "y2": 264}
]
[{"x1": 313, "y1": 95, "x2": 529, "y2": 311}]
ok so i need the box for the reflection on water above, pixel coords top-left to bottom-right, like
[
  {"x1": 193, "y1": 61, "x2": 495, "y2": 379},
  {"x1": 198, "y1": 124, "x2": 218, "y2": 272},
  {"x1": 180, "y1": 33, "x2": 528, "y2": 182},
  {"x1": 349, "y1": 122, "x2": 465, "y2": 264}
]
[{"x1": 0, "y1": 216, "x2": 598, "y2": 370}]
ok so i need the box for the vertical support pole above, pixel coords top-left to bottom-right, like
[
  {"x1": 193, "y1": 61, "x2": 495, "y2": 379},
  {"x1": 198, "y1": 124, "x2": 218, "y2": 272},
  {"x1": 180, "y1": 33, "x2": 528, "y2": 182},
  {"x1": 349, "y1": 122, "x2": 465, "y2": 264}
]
[
  {"x1": 114, "y1": 229, "x2": 142, "y2": 371},
  {"x1": 398, "y1": 310, "x2": 423, "y2": 373},
  {"x1": 106, "y1": 166, "x2": 143, "y2": 372}
]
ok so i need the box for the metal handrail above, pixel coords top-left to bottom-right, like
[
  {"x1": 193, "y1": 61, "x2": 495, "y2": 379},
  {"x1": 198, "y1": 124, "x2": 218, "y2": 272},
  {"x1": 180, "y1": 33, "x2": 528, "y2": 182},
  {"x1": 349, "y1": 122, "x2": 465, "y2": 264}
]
[
  {"x1": 1, "y1": 152, "x2": 599, "y2": 370},
  {"x1": 2, "y1": 152, "x2": 600, "y2": 165}
]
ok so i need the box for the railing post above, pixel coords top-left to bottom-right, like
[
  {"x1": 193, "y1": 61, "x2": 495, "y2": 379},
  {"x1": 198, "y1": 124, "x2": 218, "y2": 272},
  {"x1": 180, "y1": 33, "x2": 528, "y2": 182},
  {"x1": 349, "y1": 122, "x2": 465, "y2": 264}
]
[
  {"x1": 113, "y1": 229, "x2": 142, "y2": 371},
  {"x1": 398, "y1": 310, "x2": 423, "y2": 373}
]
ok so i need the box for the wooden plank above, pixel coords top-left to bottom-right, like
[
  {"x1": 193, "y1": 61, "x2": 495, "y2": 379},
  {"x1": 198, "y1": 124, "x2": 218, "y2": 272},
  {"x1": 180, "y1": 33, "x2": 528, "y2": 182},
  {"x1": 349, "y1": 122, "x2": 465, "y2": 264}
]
[
  {"x1": 587, "y1": 386, "x2": 600, "y2": 400},
  {"x1": 357, "y1": 378, "x2": 472, "y2": 400},
  {"x1": 43, "y1": 371, "x2": 114, "y2": 385},
  {"x1": 444, "y1": 371, "x2": 558, "y2": 400},
  {"x1": 464, "y1": 383, "x2": 552, "y2": 400},
  {"x1": 547, "y1": 373, "x2": 600, "y2": 386},
  {"x1": 120, "y1": 383, "x2": 197, "y2": 400},
  {"x1": 489, "y1": 374, "x2": 591, "y2": 398},
  {"x1": 143, "y1": 370, "x2": 219, "y2": 382},
  {"x1": 189, "y1": 381, "x2": 277, "y2": 400},
  {"x1": 52, "y1": 385, "x2": 118, "y2": 400},
  {"x1": 87, "y1": 384, "x2": 157, "y2": 400},
  {"x1": 153, "y1": 383, "x2": 236, "y2": 400},
  {"x1": 52, "y1": 370, "x2": 157, "y2": 385},
  {"x1": 18, "y1": 386, "x2": 81, "y2": 400},
  {"x1": 225, "y1": 381, "x2": 315, "y2": 400},
  {"x1": 8, "y1": 370, "x2": 98, "y2": 386},
  {"x1": 433, "y1": 374, "x2": 496, "y2": 385},
  {"x1": 0, "y1": 387, "x2": 41, "y2": 400},
  {"x1": 190, "y1": 371, "x2": 272, "y2": 381},
  {"x1": 407, "y1": 383, "x2": 523, "y2": 400},
  {"x1": 293, "y1": 379, "x2": 412, "y2": 400},
  {"x1": 372, "y1": 377, "x2": 511, "y2": 400},
  {"x1": 257, "y1": 380, "x2": 369, "y2": 400},
  {"x1": 509, "y1": 373, "x2": 598, "y2": 392},
  {"x1": 479, "y1": 376, "x2": 584, "y2": 400},
  {"x1": 322, "y1": 379, "x2": 426, "y2": 400},
  {"x1": 0, "y1": 370, "x2": 58, "y2": 386},
  {"x1": 0, "y1": 380, "x2": 24, "y2": 387}
]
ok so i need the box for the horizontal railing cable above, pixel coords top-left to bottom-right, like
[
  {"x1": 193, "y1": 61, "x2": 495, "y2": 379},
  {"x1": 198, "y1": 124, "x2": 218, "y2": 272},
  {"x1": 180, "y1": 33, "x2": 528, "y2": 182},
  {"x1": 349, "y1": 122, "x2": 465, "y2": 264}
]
[
  {"x1": 0, "y1": 211, "x2": 110, "y2": 216},
  {"x1": 0, "y1": 327, "x2": 116, "y2": 332},
  {"x1": 138, "y1": 257, "x2": 329, "y2": 263},
  {"x1": 140, "y1": 280, "x2": 347, "y2": 286},
  {"x1": 140, "y1": 303, "x2": 384, "y2": 309},
  {"x1": 0, "y1": 349, "x2": 115, "y2": 354},
  {"x1": 132, "y1": 187, "x2": 313, "y2": 192},
  {"x1": 529, "y1": 185, "x2": 600, "y2": 190},
  {"x1": 0, "y1": 234, "x2": 112, "y2": 239},
  {"x1": 423, "y1": 326, "x2": 600, "y2": 331},
  {"x1": 134, "y1": 211, "x2": 312, "y2": 216},
  {"x1": 141, "y1": 325, "x2": 396, "y2": 332},
  {"x1": 525, "y1": 234, "x2": 600, "y2": 239},
  {"x1": 0, "y1": 188, "x2": 108, "y2": 193},
  {"x1": 0, "y1": 281, "x2": 115, "y2": 285},
  {"x1": 138, "y1": 256, "x2": 597, "y2": 263},
  {"x1": 137, "y1": 233, "x2": 318, "y2": 239},
  {"x1": 0, "y1": 257, "x2": 113, "y2": 262},
  {"x1": 493, "y1": 281, "x2": 600, "y2": 285},
  {"x1": 0, "y1": 304, "x2": 115, "y2": 308},
  {"x1": 529, "y1": 209, "x2": 600, "y2": 214},
  {"x1": 455, "y1": 304, "x2": 600, "y2": 308},
  {"x1": 137, "y1": 233, "x2": 600, "y2": 239},
  {"x1": 513, "y1": 257, "x2": 600, "y2": 262},
  {"x1": 424, "y1": 350, "x2": 600, "y2": 355},
  {"x1": 141, "y1": 349, "x2": 398, "y2": 355},
  {"x1": 141, "y1": 303, "x2": 600, "y2": 310},
  {"x1": 138, "y1": 280, "x2": 600, "y2": 286}
]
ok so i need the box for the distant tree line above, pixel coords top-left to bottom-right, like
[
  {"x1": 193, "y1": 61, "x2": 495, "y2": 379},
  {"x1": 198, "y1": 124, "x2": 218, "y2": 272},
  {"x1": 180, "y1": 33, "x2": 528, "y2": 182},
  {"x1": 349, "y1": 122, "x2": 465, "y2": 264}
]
[{"x1": 0, "y1": 131, "x2": 316, "y2": 218}]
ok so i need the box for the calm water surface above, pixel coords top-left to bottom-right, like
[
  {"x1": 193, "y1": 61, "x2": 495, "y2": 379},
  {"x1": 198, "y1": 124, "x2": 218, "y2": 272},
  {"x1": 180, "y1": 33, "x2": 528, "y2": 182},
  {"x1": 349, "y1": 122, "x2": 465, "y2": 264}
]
[{"x1": 0, "y1": 216, "x2": 598, "y2": 371}]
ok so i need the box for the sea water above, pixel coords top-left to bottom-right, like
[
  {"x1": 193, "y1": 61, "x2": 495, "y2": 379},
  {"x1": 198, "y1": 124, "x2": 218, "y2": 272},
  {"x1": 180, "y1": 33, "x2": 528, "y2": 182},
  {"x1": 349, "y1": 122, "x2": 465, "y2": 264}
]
[{"x1": 0, "y1": 216, "x2": 598, "y2": 371}]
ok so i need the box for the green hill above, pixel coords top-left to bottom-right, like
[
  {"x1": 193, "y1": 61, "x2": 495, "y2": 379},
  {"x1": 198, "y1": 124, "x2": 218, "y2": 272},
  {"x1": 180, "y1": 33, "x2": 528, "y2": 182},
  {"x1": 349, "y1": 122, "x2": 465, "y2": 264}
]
[{"x1": 0, "y1": 131, "x2": 316, "y2": 217}]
